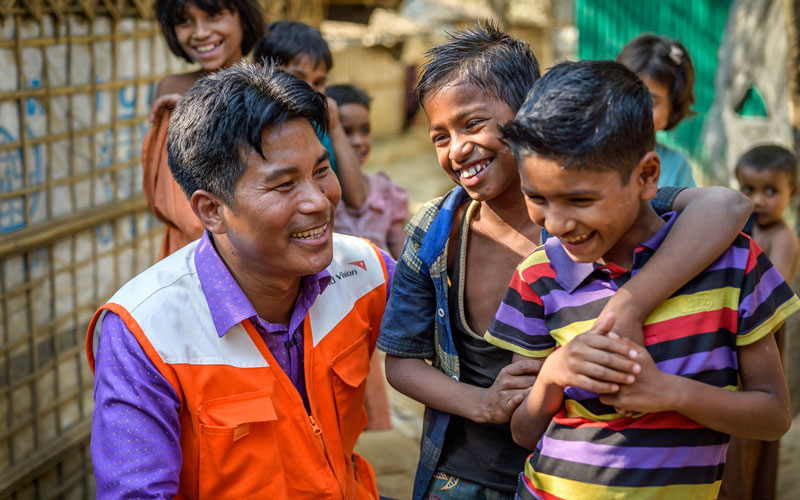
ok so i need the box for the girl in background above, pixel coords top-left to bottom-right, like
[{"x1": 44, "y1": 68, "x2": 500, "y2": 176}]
[
  {"x1": 143, "y1": 0, "x2": 264, "y2": 258},
  {"x1": 618, "y1": 33, "x2": 698, "y2": 188}
]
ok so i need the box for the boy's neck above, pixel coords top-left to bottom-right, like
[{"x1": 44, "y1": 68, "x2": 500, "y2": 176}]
[{"x1": 600, "y1": 202, "x2": 664, "y2": 270}]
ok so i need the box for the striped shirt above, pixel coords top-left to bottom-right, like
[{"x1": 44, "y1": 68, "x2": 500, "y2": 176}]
[{"x1": 485, "y1": 212, "x2": 800, "y2": 500}]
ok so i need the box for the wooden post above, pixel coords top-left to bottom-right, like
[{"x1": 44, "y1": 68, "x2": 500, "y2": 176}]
[{"x1": 783, "y1": 0, "x2": 800, "y2": 415}]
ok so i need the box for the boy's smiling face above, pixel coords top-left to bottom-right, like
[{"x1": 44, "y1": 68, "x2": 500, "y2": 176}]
[
  {"x1": 737, "y1": 166, "x2": 797, "y2": 228},
  {"x1": 424, "y1": 82, "x2": 519, "y2": 202},
  {"x1": 520, "y1": 154, "x2": 660, "y2": 266},
  {"x1": 338, "y1": 102, "x2": 371, "y2": 166}
]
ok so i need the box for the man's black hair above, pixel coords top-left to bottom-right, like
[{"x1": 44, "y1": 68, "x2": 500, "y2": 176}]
[
  {"x1": 503, "y1": 60, "x2": 654, "y2": 183},
  {"x1": 253, "y1": 20, "x2": 333, "y2": 71},
  {"x1": 736, "y1": 144, "x2": 798, "y2": 188},
  {"x1": 155, "y1": 0, "x2": 265, "y2": 63},
  {"x1": 325, "y1": 84, "x2": 371, "y2": 110},
  {"x1": 167, "y1": 63, "x2": 329, "y2": 206},
  {"x1": 415, "y1": 20, "x2": 539, "y2": 112}
]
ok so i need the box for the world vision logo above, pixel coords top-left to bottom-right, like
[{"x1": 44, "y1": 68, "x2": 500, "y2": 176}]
[{"x1": 329, "y1": 261, "x2": 365, "y2": 285}]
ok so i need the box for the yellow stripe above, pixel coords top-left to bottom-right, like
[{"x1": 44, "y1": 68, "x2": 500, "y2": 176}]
[
  {"x1": 644, "y1": 287, "x2": 740, "y2": 325},
  {"x1": 549, "y1": 319, "x2": 595, "y2": 346},
  {"x1": 518, "y1": 249, "x2": 550, "y2": 283},
  {"x1": 525, "y1": 465, "x2": 721, "y2": 500},
  {"x1": 737, "y1": 295, "x2": 800, "y2": 346},
  {"x1": 563, "y1": 399, "x2": 645, "y2": 421},
  {"x1": 483, "y1": 332, "x2": 553, "y2": 358}
]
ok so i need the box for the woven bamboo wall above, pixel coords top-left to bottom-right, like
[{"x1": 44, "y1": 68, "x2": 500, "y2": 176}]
[{"x1": 0, "y1": 0, "x2": 323, "y2": 497}]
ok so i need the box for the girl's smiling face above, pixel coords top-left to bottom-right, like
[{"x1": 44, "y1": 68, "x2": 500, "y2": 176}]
[
  {"x1": 175, "y1": 5, "x2": 243, "y2": 72},
  {"x1": 640, "y1": 75, "x2": 671, "y2": 132}
]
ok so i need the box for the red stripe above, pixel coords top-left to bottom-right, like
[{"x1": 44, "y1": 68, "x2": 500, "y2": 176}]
[
  {"x1": 644, "y1": 307, "x2": 738, "y2": 345},
  {"x1": 554, "y1": 411, "x2": 705, "y2": 431},
  {"x1": 523, "y1": 261, "x2": 557, "y2": 280},
  {"x1": 744, "y1": 237, "x2": 761, "y2": 274}
]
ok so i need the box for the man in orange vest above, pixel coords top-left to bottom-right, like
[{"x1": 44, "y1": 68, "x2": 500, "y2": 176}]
[{"x1": 86, "y1": 63, "x2": 394, "y2": 499}]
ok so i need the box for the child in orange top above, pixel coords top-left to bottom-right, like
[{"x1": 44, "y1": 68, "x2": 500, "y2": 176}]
[
  {"x1": 143, "y1": 0, "x2": 264, "y2": 258},
  {"x1": 719, "y1": 144, "x2": 800, "y2": 500}
]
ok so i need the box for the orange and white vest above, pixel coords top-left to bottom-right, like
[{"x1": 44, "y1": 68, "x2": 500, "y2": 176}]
[{"x1": 86, "y1": 234, "x2": 388, "y2": 499}]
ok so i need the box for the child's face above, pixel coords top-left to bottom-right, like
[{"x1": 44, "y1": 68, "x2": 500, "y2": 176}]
[
  {"x1": 519, "y1": 155, "x2": 658, "y2": 264},
  {"x1": 737, "y1": 166, "x2": 797, "y2": 227},
  {"x1": 338, "y1": 103, "x2": 371, "y2": 166},
  {"x1": 640, "y1": 75, "x2": 670, "y2": 132},
  {"x1": 424, "y1": 82, "x2": 519, "y2": 202},
  {"x1": 175, "y1": 5, "x2": 243, "y2": 72},
  {"x1": 283, "y1": 55, "x2": 328, "y2": 93}
]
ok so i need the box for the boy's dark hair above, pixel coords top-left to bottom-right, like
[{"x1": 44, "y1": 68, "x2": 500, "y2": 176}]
[
  {"x1": 167, "y1": 63, "x2": 329, "y2": 206},
  {"x1": 416, "y1": 20, "x2": 540, "y2": 113},
  {"x1": 155, "y1": 0, "x2": 265, "y2": 63},
  {"x1": 253, "y1": 20, "x2": 333, "y2": 71},
  {"x1": 617, "y1": 33, "x2": 695, "y2": 130},
  {"x1": 325, "y1": 84, "x2": 371, "y2": 110},
  {"x1": 736, "y1": 145, "x2": 799, "y2": 188},
  {"x1": 503, "y1": 60, "x2": 654, "y2": 183}
]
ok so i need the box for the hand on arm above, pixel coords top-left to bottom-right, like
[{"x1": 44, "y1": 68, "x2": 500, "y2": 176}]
[
  {"x1": 327, "y1": 97, "x2": 369, "y2": 209},
  {"x1": 597, "y1": 187, "x2": 753, "y2": 345},
  {"x1": 149, "y1": 93, "x2": 182, "y2": 123},
  {"x1": 600, "y1": 334, "x2": 791, "y2": 441},
  {"x1": 510, "y1": 315, "x2": 640, "y2": 448},
  {"x1": 384, "y1": 354, "x2": 541, "y2": 424}
]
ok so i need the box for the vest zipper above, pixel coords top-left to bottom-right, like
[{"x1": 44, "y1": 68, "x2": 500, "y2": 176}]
[
  {"x1": 308, "y1": 413, "x2": 347, "y2": 498},
  {"x1": 308, "y1": 413, "x2": 326, "y2": 456}
]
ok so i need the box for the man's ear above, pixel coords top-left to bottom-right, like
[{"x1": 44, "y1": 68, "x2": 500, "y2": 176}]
[
  {"x1": 637, "y1": 151, "x2": 660, "y2": 200},
  {"x1": 191, "y1": 189, "x2": 229, "y2": 234}
]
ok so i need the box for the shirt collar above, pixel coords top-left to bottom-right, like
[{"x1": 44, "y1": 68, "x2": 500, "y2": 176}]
[
  {"x1": 545, "y1": 211, "x2": 678, "y2": 293},
  {"x1": 194, "y1": 231, "x2": 332, "y2": 338}
]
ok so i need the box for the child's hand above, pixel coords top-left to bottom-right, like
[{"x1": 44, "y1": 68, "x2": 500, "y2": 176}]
[
  {"x1": 595, "y1": 291, "x2": 645, "y2": 346},
  {"x1": 149, "y1": 93, "x2": 182, "y2": 123},
  {"x1": 326, "y1": 96, "x2": 341, "y2": 131},
  {"x1": 598, "y1": 340, "x2": 670, "y2": 414},
  {"x1": 479, "y1": 358, "x2": 543, "y2": 424},
  {"x1": 547, "y1": 314, "x2": 640, "y2": 394}
]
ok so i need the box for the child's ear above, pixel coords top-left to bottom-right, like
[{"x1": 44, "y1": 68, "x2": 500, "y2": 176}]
[
  {"x1": 636, "y1": 151, "x2": 660, "y2": 200},
  {"x1": 191, "y1": 189, "x2": 230, "y2": 234}
]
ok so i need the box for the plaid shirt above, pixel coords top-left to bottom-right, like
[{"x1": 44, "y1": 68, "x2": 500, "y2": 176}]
[{"x1": 377, "y1": 185, "x2": 686, "y2": 499}]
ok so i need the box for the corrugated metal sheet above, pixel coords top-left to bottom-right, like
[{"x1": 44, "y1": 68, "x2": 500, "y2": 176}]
[{"x1": 576, "y1": 0, "x2": 733, "y2": 168}]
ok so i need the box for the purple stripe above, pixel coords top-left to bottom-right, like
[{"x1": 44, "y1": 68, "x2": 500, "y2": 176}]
[
  {"x1": 543, "y1": 284, "x2": 616, "y2": 312},
  {"x1": 540, "y1": 435, "x2": 727, "y2": 469},
  {"x1": 705, "y1": 245, "x2": 749, "y2": 273},
  {"x1": 565, "y1": 386, "x2": 599, "y2": 401},
  {"x1": 739, "y1": 266, "x2": 787, "y2": 320},
  {"x1": 495, "y1": 302, "x2": 549, "y2": 337},
  {"x1": 655, "y1": 346, "x2": 736, "y2": 376}
]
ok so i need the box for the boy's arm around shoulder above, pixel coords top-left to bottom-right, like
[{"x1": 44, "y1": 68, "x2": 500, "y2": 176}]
[
  {"x1": 597, "y1": 186, "x2": 753, "y2": 345},
  {"x1": 602, "y1": 236, "x2": 798, "y2": 440}
]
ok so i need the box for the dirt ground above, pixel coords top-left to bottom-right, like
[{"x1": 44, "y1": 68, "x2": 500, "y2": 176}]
[{"x1": 359, "y1": 126, "x2": 800, "y2": 499}]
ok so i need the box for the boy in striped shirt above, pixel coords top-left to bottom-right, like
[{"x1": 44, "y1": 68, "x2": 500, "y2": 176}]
[{"x1": 485, "y1": 60, "x2": 798, "y2": 500}]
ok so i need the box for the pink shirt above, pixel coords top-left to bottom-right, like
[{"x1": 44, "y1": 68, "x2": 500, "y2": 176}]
[{"x1": 335, "y1": 171, "x2": 408, "y2": 253}]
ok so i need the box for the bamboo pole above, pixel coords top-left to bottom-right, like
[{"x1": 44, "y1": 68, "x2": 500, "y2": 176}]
[{"x1": 784, "y1": 0, "x2": 800, "y2": 416}]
